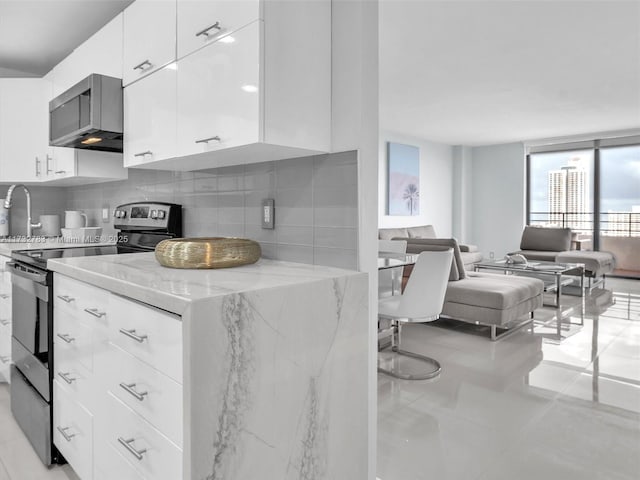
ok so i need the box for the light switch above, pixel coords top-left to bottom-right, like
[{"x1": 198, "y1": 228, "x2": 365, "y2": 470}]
[
  {"x1": 262, "y1": 199, "x2": 274, "y2": 229},
  {"x1": 102, "y1": 207, "x2": 110, "y2": 223}
]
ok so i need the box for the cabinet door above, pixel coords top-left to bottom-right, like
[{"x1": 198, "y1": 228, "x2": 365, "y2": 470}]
[
  {"x1": 0, "y1": 79, "x2": 47, "y2": 182},
  {"x1": 176, "y1": 0, "x2": 259, "y2": 59},
  {"x1": 123, "y1": 0, "x2": 176, "y2": 86},
  {"x1": 124, "y1": 66, "x2": 177, "y2": 167},
  {"x1": 176, "y1": 21, "x2": 260, "y2": 157}
]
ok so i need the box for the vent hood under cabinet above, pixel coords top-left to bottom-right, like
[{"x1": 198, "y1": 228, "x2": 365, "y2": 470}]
[{"x1": 49, "y1": 74, "x2": 123, "y2": 153}]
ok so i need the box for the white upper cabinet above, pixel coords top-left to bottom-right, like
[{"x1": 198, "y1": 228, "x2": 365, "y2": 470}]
[
  {"x1": 176, "y1": 20, "x2": 260, "y2": 158},
  {"x1": 176, "y1": 0, "x2": 259, "y2": 59},
  {"x1": 0, "y1": 79, "x2": 49, "y2": 183},
  {"x1": 124, "y1": 65, "x2": 177, "y2": 168},
  {"x1": 125, "y1": 0, "x2": 331, "y2": 171},
  {"x1": 123, "y1": 0, "x2": 176, "y2": 86}
]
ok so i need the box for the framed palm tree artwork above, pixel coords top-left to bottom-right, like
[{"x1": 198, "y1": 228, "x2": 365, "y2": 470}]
[{"x1": 387, "y1": 142, "x2": 420, "y2": 215}]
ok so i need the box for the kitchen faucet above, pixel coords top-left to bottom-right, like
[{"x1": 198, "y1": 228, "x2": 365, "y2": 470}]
[{"x1": 3, "y1": 184, "x2": 42, "y2": 237}]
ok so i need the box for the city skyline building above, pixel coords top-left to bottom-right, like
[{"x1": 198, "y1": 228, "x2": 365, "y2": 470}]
[{"x1": 547, "y1": 158, "x2": 590, "y2": 230}]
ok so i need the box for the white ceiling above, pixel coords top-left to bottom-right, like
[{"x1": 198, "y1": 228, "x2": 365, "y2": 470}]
[
  {"x1": 380, "y1": 0, "x2": 640, "y2": 146},
  {"x1": 0, "y1": 0, "x2": 133, "y2": 77}
]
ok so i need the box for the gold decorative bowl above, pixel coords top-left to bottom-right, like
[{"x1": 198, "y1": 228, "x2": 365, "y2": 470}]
[{"x1": 155, "y1": 237, "x2": 261, "y2": 269}]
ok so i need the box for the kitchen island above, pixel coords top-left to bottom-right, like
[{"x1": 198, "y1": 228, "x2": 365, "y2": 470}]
[{"x1": 48, "y1": 252, "x2": 368, "y2": 480}]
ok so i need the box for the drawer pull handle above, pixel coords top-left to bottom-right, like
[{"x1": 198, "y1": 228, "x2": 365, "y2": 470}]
[
  {"x1": 58, "y1": 372, "x2": 77, "y2": 384},
  {"x1": 119, "y1": 382, "x2": 148, "y2": 401},
  {"x1": 84, "y1": 308, "x2": 106, "y2": 318},
  {"x1": 118, "y1": 437, "x2": 147, "y2": 460},
  {"x1": 0, "y1": 294, "x2": 9, "y2": 299},
  {"x1": 57, "y1": 426, "x2": 76, "y2": 442},
  {"x1": 134, "y1": 151, "x2": 152, "y2": 158},
  {"x1": 0, "y1": 356, "x2": 9, "y2": 364},
  {"x1": 133, "y1": 59, "x2": 153, "y2": 71},
  {"x1": 195, "y1": 21, "x2": 221, "y2": 38},
  {"x1": 195, "y1": 135, "x2": 221, "y2": 144},
  {"x1": 56, "y1": 333, "x2": 75, "y2": 343},
  {"x1": 119, "y1": 328, "x2": 147, "y2": 343},
  {"x1": 0, "y1": 319, "x2": 9, "y2": 326},
  {"x1": 57, "y1": 295, "x2": 75, "y2": 303},
  {"x1": 55, "y1": 170, "x2": 67, "y2": 174}
]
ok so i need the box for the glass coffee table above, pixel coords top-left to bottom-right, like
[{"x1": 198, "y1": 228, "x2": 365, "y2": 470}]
[{"x1": 474, "y1": 259, "x2": 585, "y2": 308}]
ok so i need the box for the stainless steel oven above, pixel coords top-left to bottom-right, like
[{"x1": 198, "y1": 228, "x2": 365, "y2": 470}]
[{"x1": 7, "y1": 260, "x2": 60, "y2": 465}]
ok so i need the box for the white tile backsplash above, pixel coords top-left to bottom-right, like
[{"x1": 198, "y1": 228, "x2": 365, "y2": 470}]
[{"x1": 63, "y1": 152, "x2": 359, "y2": 268}]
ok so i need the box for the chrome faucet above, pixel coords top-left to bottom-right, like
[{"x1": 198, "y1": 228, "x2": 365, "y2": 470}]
[{"x1": 4, "y1": 184, "x2": 42, "y2": 238}]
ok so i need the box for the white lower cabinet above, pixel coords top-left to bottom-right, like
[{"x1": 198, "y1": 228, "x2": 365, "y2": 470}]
[
  {"x1": 53, "y1": 274, "x2": 183, "y2": 480},
  {"x1": 53, "y1": 382, "x2": 93, "y2": 480},
  {"x1": 0, "y1": 255, "x2": 12, "y2": 383}
]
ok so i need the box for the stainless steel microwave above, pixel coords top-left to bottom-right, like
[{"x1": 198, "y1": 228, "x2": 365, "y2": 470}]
[{"x1": 49, "y1": 73, "x2": 123, "y2": 153}]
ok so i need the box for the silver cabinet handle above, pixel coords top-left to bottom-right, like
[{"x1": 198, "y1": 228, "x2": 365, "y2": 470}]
[
  {"x1": 55, "y1": 170, "x2": 67, "y2": 174},
  {"x1": 84, "y1": 308, "x2": 106, "y2": 318},
  {"x1": 46, "y1": 154, "x2": 53, "y2": 174},
  {"x1": 195, "y1": 21, "x2": 221, "y2": 38},
  {"x1": 119, "y1": 382, "x2": 148, "y2": 401},
  {"x1": 0, "y1": 293, "x2": 10, "y2": 299},
  {"x1": 119, "y1": 328, "x2": 147, "y2": 343},
  {"x1": 57, "y1": 295, "x2": 75, "y2": 303},
  {"x1": 57, "y1": 426, "x2": 76, "y2": 442},
  {"x1": 117, "y1": 437, "x2": 147, "y2": 460},
  {"x1": 58, "y1": 371, "x2": 77, "y2": 384},
  {"x1": 56, "y1": 333, "x2": 75, "y2": 343},
  {"x1": 0, "y1": 356, "x2": 9, "y2": 364},
  {"x1": 134, "y1": 151, "x2": 152, "y2": 157},
  {"x1": 195, "y1": 135, "x2": 221, "y2": 144},
  {"x1": 35, "y1": 157, "x2": 41, "y2": 177},
  {"x1": 0, "y1": 319, "x2": 9, "y2": 326},
  {"x1": 133, "y1": 59, "x2": 153, "y2": 71}
]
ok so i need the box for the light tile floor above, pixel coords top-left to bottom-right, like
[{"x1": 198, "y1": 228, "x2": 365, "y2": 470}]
[{"x1": 377, "y1": 278, "x2": 640, "y2": 480}]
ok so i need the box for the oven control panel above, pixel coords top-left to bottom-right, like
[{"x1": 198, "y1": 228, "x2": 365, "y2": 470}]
[{"x1": 113, "y1": 202, "x2": 182, "y2": 235}]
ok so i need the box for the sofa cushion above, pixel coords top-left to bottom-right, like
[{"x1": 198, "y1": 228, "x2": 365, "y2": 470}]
[
  {"x1": 401, "y1": 237, "x2": 466, "y2": 281},
  {"x1": 556, "y1": 251, "x2": 616, "y2": 277},
  {"x1": 461, "y1": 251, "x2": 483, "y2": 268},
  {"x1": 407, "y1": 225, "x2": 437, "y2": 238},
  {"x1": 520, "y1": 226, "x2": 571, "y2": 252},
  {"x1": 379, "y1": 227, "x2": 409, "y2": 240},
  {"x1": 446, "y1": 272, "x2": 544, "y2": 310},
  {"x1": 459, "y1": 243, "x2": 479, "y2": 253}
]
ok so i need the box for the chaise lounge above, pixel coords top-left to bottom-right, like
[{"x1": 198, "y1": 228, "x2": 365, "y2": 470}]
[{"x1": 401, "y1": 238, "x2": 544, "y2": 340}]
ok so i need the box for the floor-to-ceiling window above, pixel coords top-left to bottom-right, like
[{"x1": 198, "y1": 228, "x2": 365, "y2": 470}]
[{"x1": 527, "y1": 137, "x2": 640, "y2": 277}]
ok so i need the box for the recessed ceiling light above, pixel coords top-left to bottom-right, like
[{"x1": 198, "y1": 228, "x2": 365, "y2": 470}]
[
  {"x1": 81, "y1": 137, "x2": 102, "y2": 145},
  {"x1": 219, "y1": 36, "x2": 235, "y2": 44},
  {"x1": 241, "y1": 84, "x2": 258, "y2": 93}
]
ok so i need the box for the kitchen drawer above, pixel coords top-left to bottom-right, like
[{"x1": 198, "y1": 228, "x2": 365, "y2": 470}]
[
  {"x1": 54, "y1": 356, "x2": 94, "y2": 410},
  {"x1": 109, "y1": 295, "x2": 182, "y2": 383},
  {"x1": 54, "y1": 381, "x2": 93, "y2": 480},
  {"x1": 54, "y1": 309, "x2": 94, "y2": 373},
  {"x1": 55, "y1": 274, "x2": 110, "y2": 317},
  {"x1": 105, "y1": 392, "x2": 182, "y2": 480},
  {"x1": 95, "y1": 442, "x2": 147, "y2": 480},
  {"x1": 105, "y1": 344, "x2": 183, "y2": 447}
]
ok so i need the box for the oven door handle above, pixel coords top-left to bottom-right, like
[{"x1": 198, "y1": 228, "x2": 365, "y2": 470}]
[{"x1": 7, "y1": 262, "x2": 48, "y2": 283}]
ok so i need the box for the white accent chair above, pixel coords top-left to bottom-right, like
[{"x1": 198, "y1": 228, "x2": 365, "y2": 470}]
[
  {"x1": 378, "y1": 248, "x2": 453, "y2": 380},
  {"x1": 378, "y1": 239, "x2": 408, "y2": 298}
]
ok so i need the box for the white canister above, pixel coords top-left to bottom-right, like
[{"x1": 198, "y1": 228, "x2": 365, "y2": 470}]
[
  {"x1": 0, "y1": 199, "x2": 8, "y2": 237},
  {"x1": 65, "y1": 210, "x2": 88, "y2": 229},
  {"x1": 39, "y1": 214, "x2": 61, "y2": 237}
]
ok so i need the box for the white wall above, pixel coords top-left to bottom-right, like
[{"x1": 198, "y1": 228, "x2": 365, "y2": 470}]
[
  {"x1": 332, "y1": 1, "x2": 379, "y2": 479},
  {"x1": 378, "y1": 131, "x2": 454, "y2": 236},
  {"x1": 467, "y1": 142, "x2": 526, "y2": 257}
]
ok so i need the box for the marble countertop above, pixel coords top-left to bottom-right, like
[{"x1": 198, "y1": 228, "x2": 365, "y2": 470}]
[
  {"x1": 48, "y1": 252, "x2": 363, "y2": 315},
  {"x1": 0, "y1": 236, "x2": 116, "y2": 257}
]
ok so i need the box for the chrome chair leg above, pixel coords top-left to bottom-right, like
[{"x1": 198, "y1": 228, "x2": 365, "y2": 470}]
[{"x1": 377, "y1": 320, "x2": 442, "y2": 380}]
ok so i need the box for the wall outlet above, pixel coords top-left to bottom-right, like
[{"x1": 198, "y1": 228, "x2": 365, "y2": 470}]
[
  {"x1": 262, "y1": 199, "x2": 274, "y2": 229},
  {"x1": 102, "y1": 207, "x2": 110, "y2": 223},
  {"x1": 489, "y1": 251, "x2": 495, "y2": 259}
]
